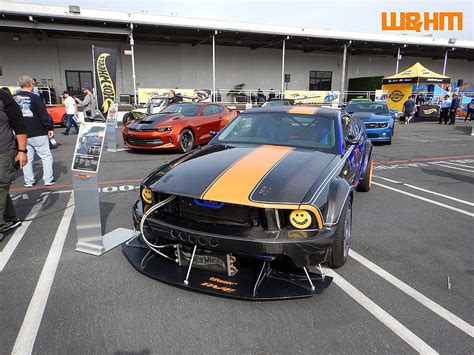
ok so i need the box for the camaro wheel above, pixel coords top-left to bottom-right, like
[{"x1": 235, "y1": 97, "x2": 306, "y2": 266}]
[
  {"x1": 122, "y1": 112, "x2": 132, "y2": 126},
  {"x1": 357, "y1": 156, "x2": 373, "y2": 192},
  {"x1": 179, "y1": 129, "x2": 194, "y2": 153},
  {"x1": 328, "y1": 197, "x2": 352, "y2": 268}
]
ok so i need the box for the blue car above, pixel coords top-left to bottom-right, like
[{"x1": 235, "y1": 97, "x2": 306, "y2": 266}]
[{"x1": 345, "y1": 101, "x2": 396, "y2": 144}]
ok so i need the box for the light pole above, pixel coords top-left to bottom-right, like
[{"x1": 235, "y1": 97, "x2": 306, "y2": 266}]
[{"x1": 130, "y1": 23, "x2": 137, "y2": 107}]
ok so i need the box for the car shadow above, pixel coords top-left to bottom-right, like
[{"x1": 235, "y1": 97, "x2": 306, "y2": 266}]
[
  {"x1": 454, "y1": 126, "x2": 472, "y2": 135},
  {"x1": 420, "y1": 167, "x2": 474, "y2": 184}
]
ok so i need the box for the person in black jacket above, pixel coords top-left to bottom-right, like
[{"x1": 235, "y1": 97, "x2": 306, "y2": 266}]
[
  {"x1": 13, "y1": 75, "x2": 55, "y2": 187},
  {"x1": 0, "y1": 89, "x2": 28, "y2": 237},
  {"x1": 449, "y1": 93, "x2": 460, "y2": 125}
]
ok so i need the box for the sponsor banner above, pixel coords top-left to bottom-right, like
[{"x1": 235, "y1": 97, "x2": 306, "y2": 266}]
[
  {"x1": 71, "y1": 122, "x2": 106, "y2": 173},
  {"x1": 375, "y1": 90, "x2": 388, "y2": 101},
  {"x1": 382, "y1": 84, "x2": 413, "y2": 112},
  {"x1": 138, "y1": 88, "x2": 197, "y2": 104},
  {"x1": 284, "y1": 90, "x2": 340, "y2": 105},
  {"x1": 93, "y1": 46, "x2": 117, "y2": 115}
]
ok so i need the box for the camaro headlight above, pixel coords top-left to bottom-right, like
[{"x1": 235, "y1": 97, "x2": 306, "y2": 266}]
[
  {"x1": 155, "y1": 127, "x2": 173, "y2": 133},
  {"x1": 289, "y1": 210, "x2": 313, "y2": 229},
  {"x1": 377, "y1": 122, "x2": 388, "y2": 128},
  {"x1": 141, "y1": 187, "x2": 153, "y2": 204}
]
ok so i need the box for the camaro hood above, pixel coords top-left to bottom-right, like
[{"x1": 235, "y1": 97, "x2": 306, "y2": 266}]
[
  {"x1": 148, "y1": 144, "x2": 339, "y2": 206},
  {"x1": 128, "y1": 113, "x2": 183, "y2": 129},
  {"x1": 351, "y1": 112, "x2": 391, "y2": 122}
]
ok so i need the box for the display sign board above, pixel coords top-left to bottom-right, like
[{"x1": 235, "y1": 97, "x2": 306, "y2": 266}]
[
  {"x1": 284, "y1": 90, "x2": 340, "y2": 105},
  {"x1": 71, "y1": 122, "x2": 106, "y2": 173},
  {"x1": 106, "y1": 104, "x2": 118, "y2": 126},
  {"x1": 106, "y1": 104, "x2": 118, "y2": 151}
]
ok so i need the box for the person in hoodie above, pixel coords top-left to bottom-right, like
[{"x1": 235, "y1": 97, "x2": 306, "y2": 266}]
[{"x1": 13, "y1": 75, "x2": 55, "y2": 187}]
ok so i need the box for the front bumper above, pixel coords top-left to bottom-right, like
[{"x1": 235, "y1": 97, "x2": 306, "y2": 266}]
[
  {"x1": 122, "y1": 131, "x2": 177, "y2": 150},
  {"x1": 366, "y1": 127, "x2": 392, "y2": 141},
  {"x1": 132, "y1": 200, "x2": 335, "y2": 267}
]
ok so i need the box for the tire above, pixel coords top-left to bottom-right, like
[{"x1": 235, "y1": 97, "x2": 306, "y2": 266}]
[
  {"x1": 357, "y1": 155, "x2": 373, "y2": 192},
  {"x1": 123, "y1": 112, "x2": 132, "y2": 126},
  {"x1": 328, "y1": 197, "x2": 352, "y2": 269},
  {"x1": 178, "y1": 128, "x2": 194, "y2": 153},
  {"x1": 61, "y1": 114, "x2": 68, "y2": 127}
]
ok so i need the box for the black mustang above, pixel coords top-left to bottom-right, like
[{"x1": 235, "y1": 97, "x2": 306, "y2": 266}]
[{"x1": 123, "y1": 106, "x2": 374, "y2": 300}]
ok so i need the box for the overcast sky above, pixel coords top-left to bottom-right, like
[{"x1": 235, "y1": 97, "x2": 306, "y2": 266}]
[{"x1": 10, "y1": 0, "x2": 474, "y2": 41}]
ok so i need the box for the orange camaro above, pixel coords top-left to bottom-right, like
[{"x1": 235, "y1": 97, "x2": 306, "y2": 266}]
[{"x1": 122, "y1": 103, "x2": 234, "y2": 153}]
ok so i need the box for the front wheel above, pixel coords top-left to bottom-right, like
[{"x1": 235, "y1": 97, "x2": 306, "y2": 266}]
[
  {"x1": 61, "y1": 114, "x2": 68, "y2": 127},
  {"x1": 178, "y1": 129, "x2": 194, "y2": 153},
  {"x1": 327, "y1": 197, "x2": 352, "y2": 268},
  {"x1": 357, "y1": 155, "x2": 373, "y2": 192},
  {"x1": 123, "y1": 112, "x2": 132, "y2": 126}
]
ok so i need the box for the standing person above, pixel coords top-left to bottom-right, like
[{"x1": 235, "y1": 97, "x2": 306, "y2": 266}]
[
  {"x1": 449, "y1": 93, "x2": 460, "y2": 125},
  {"x1": 0, "y1": 88, "x2": 28, "y2": 238},
  {"x1": 465, "y1": 98, "x2": 474, "y2": 122},
  {"x1": 13, "y1": 75, "x2": 55, "y2": 187},
  {"x1": 438, "y1": 95, "x2": 451, "y2": 124},
  {"x1": 61, "y1": 91, "x2": 79, "y2": 135},
  {"x1": 167, "y1": 90, "x2": 179, "y2": 104},
  {"x1": 75, "y1": 86, "x2": 95, "y2": 122},
  {"x1": 402, "y1": 95, "x2": 415, "y2": 125}
]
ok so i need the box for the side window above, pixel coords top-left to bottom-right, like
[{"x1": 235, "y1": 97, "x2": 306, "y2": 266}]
[{"x1": 202, "y1": 105, "x2": 222, "y2": 115}]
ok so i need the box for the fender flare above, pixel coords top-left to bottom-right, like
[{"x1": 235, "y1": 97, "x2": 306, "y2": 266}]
[
  {"x1": 360, "y1": 140, "x2": 374, "y2": 179},
  {"x1": 324, "y1": 177, "x2": 353, "y2": 227}
]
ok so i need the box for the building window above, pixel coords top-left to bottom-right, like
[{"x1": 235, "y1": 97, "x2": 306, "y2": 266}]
[
  {"x1": 309, "y1": 71, "x2": 332, "y2": 90},
  {"x1": 65, "y1": 70, "x2": 93, "y2": 95}
]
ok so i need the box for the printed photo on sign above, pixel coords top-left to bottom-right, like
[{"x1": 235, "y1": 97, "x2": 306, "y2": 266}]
[{"x1": 71, "y1": 122, "x2": 106, "y2": 173}]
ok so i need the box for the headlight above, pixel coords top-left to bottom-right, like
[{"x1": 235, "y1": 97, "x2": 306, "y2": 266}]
[
  {"x1": 141, "y1": 187, "x2": 153, "y2": 204},
  {"x1": 155, "y1": 127, "x2": 173, "y2": 133},
  {"x1": 289, "y1": 210, "x2": 313, "y2": 229},
  {"x1": 377, "y1": 122, "x2": 388, "y2": 128}
]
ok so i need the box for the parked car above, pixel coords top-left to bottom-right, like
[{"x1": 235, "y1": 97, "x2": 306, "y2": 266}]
[
  {"x1": 344, "y1": 100, "x2": 396, "y2": 144},
  {"x1": 122, "y1": 103, "x2": 235, "y2": 153},
  {"x1": 123, "y1": 106, "x2": 374, "y2": 299},
  {"x1": 46, "y1": 105, "x2": 67, "y2": 126}
]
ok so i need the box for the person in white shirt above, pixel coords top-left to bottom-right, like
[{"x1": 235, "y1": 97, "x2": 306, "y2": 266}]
[
  {"x1": 61, "y1": 91, "x2": 79, "y2": 135},
  {"x1": 438, "y1": 95, "x2": 451, "y2": 124}
]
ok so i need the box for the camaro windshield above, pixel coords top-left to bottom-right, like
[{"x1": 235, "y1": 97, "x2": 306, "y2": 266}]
[
  {"x1": 216, "y1": 113, "x2": 339, "y2": 153},
  {"x1": 162, "y1": 104, "x2": 200, "y2": 116},
  {"x1": 346, "y1": 102, "x2": 389, "y2": 115}
]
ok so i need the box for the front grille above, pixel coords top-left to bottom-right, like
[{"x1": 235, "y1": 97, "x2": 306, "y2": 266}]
[
  {"x1": 367, "y1": 133, "x2": 378, "y2": 138},
  {"x1": 126, "y1": 137, "x2": 164, "y2": 146}
]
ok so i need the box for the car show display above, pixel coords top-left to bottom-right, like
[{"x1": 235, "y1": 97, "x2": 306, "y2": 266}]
[{"x1": 123, "y1": 106, "x2": 374, "y2": 300}]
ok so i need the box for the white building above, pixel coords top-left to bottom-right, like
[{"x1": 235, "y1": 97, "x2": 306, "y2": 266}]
[{"x1": 1, "y1": 3, "x2": 473, "y2": 101}]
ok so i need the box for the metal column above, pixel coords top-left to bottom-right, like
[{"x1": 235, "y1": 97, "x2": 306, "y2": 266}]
[
  {"x1": 341, "y1": 43, "x2": 349, "y2": 103},
  {"x1": 442, "y1": 50, "x2": 449, "y2": 76},
  {"x1": 395, "y1": 47, "x2": 401, "y2": 74},
  {"x1": 281, "y1": 38, "x2": 286, "y2": 98},
  {"x1": 212, "y1": 31, "x2": 217, "y2": 102},
  {"x1": 130, "y1": 23, "x2": 138, "y2": 108}
]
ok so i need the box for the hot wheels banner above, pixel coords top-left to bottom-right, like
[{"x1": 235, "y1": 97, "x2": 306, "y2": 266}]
[
  {"x1": 93, "y1": 46, "x2": 117, "y2": 115},
  {"x1": 284, "y1": 90, "x2": 340, "y2": 105}
]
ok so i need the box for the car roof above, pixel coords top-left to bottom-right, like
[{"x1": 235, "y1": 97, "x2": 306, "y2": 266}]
[{"x1": 243, "y1": 105, "x2": 340, "y2": 117}]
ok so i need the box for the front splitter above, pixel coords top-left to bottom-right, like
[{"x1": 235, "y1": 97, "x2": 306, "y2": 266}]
[{"x1": 122, "y1": 237, "x2": 332, "y2": 300}]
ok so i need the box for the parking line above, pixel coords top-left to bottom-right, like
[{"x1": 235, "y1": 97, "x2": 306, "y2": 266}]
[
  {"x1": 373, "y1": 176, "x2": 474, "y2": 207},
  {"x1": 372, "y1": 182, "x2": 474, "y2": 217},
  {"x1": 11, "y1": 193, "x2": 75, "y2": 355},
  {"x1": 0, "y1": 194, "x2": 49, "y2": 272},
  {"x1": 350, "y1": 250, "x2": 474, "y2": 338},
  {"x1": 323, "y1": 268, "x2": 438, "y2": 354},
  {"x1": 429, "y1": 163, "x2": 474, "y2": 173},
  {"x1": 437, "y1": 161, "x2": 474, "y2": 169}
]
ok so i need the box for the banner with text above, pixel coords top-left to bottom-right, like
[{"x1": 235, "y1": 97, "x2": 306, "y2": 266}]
[{"x1": 93, "y1": 46, "x2": 117, "y2": 115}]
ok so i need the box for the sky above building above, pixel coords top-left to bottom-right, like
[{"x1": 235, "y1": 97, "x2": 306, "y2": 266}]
[{"x1": 9, "y1": 0, "x2": 473, "y2": 41}]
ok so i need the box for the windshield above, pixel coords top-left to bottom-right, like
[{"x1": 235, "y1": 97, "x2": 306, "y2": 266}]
[
  {"x1": 162, "y1": 104, "x2": 200, "y2": 116},
  {"x1": 346, "y1": 102, "x2": 389, "y2": 115},
  {"x1": 216, "y1": 113, "x2": 338, "y2": 153},
  {"x1": 262, "y1": 100, "x2": 291, "y2": 107}
]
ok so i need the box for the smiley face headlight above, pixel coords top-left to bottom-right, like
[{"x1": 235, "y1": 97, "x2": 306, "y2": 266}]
[
  {"x1": 289, "y1": 210, "x2": 312, "y2": 229},
  {"x1": 141, "y1": 187, "x2": 153, "y2": 204}
]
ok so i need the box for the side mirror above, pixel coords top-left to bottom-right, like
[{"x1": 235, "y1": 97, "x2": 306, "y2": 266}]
[{"x1": 209, "y1": 131, "x2": 217, "y2": 137}]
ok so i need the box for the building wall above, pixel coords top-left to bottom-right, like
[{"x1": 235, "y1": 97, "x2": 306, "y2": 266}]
[{"x1": 0, "y1": 32, "x2": 472, "y2": 97}]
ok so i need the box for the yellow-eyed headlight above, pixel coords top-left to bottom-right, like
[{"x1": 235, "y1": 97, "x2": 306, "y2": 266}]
[{"x1": 289, "y1": 210, "x2": 312, "y2": 229}]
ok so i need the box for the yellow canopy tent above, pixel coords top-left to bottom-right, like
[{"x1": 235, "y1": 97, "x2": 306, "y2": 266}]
[{"x1": 381, "y1": 62, "x2": 451, "y2": 111}]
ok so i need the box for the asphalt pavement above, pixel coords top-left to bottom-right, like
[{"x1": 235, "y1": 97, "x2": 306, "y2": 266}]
[{"x1": 0, "y1": 120, "x2": 473, "y2": 354}]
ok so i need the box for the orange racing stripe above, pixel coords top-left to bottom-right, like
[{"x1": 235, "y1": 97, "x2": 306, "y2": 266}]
[
  {"x1": 201, "y1": 145, "x2": 324, "y2": 229},
  {"x1": 288, "y1": 106, "x2": 320, "y2": 115}
]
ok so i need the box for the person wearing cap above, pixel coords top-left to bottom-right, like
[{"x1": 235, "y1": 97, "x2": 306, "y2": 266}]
[
  {"x1": 75, "y1": 87, "x2": 96, "y2": 122},
  {"x1": 13, "y1": 75, "x2": 55, "y2": 187}
]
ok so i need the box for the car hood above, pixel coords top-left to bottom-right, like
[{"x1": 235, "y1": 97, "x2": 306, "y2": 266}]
[
  {"x1": 147, "y1": 144, "x2": 339, "y2": 206},
  {"x1": 127, "y1": 113, "x2": 183, "y2": 129},
  {"x1": 351, "y1": 112, "x2": 391, "y2": 122}
]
